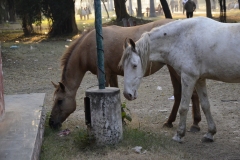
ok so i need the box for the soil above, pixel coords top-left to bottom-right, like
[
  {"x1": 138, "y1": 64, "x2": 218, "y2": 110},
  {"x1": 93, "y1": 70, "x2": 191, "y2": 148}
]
[{"x1": 1, "y1": 28, "x2": 240, "y2": 160}]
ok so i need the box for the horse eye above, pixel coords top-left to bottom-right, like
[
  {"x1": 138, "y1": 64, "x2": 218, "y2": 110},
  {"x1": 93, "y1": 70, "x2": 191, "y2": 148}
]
[
  {"x1": 133, "y1": 64, "x2": 137, "y2": 68},
  {"x1": 57, "y1": 100, "x2": 63, "y2": 105}
]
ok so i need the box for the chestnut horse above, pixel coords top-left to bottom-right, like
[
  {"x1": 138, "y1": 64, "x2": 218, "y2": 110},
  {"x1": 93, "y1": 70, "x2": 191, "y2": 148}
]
[{"x1": 49, "y1": 19, "x2": 201, "y2": 130}]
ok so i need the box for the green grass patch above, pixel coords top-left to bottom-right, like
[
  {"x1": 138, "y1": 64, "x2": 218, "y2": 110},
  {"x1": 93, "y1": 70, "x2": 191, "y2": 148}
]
[
  {"x1": 40, "y1": 112, "x2": 177, "y2": 160},
  {"x1": 120, "y1": 127, "x2": 170, "y2": 150},
  {"x1": 40, "y1": 113, "x2": 85, "y2": 160}
]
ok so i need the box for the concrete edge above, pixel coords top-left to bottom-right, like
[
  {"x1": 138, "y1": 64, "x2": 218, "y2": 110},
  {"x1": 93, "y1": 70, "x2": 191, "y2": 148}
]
[{"x1": 31, "y1": 106, "x2": 46, "y2": 160}]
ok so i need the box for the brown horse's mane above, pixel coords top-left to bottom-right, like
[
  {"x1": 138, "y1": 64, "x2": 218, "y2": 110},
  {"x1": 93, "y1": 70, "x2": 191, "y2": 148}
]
[
  {"x1": 61, "y1": 28, "x2": 94, "y2": 81},
  {"x1": 61, "y1": 28, "x2": 93, "y2": 68}
]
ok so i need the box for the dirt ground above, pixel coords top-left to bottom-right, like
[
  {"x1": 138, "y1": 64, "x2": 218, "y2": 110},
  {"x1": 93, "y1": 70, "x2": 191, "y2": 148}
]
[{"x1": 1, "y1": 27, "x2": 240, "y2": 160}]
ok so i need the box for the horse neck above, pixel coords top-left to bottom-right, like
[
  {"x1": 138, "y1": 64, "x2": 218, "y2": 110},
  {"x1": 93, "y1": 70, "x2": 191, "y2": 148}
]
[
  {"x1": 61, "y1": 52, "x2": 86, "y2": 94},
  {"x1": 148, "y1": 26, "x2": 179, "y2": 64}
]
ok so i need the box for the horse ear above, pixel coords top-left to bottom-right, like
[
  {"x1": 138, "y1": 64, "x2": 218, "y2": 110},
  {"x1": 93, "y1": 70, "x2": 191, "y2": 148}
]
[
  {"x1": 124, "y1": 38, "x2": 129, "y2": 49},
  {"x1": 58, "y1": 82, "x2": 65, "y2": 91},
  {"x1": 51, "y1": 81, "x2": 58, "y2": 88},
  {"x1": 129, "y1": 38, "x2": 136, "y2": 50}
]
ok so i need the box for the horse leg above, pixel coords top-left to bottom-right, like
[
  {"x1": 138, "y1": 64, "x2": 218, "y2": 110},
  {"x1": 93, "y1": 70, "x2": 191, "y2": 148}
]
[
  {"x1": 195, "y1": 79, "x2": 216, "y2": 142},
  {"x1": 172, "y1": 73, "x2": 197, "y2": 143},
  {"x1": 190, "y1": 90, "x2": 201, "y2": 132},
  {"x1": 163, "y1": 65, "x2": 181, "y2": 128},
  {"x1": 165, "y1": 65, "x2": 201, "y2": 132},
  {"x1": 109, "y1": 74, "x2": 119, "y2": 87},
  {"x1": 104, "y1": 73, "x2": 110, "y2": 87}
]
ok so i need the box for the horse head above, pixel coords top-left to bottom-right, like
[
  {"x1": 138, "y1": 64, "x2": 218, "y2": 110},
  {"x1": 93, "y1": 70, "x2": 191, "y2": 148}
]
[
  {"x1": 119, "y1": 37, "x2": 150, "y2": 101},
  {"x1": 49, "y1": 81, "x2": 76, "y2": 129}
]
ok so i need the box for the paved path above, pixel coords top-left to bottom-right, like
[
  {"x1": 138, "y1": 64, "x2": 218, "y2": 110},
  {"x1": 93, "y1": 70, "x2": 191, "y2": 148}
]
[{"x1": 0, "y1": 93, "x2": 46, "y2": 160}]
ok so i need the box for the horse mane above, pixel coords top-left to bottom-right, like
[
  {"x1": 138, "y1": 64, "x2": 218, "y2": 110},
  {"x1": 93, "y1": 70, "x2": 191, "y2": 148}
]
[
  {"x1": 119, "y1": 32, "x2": 150, "y2": 75},
  {"x1": 61, "y1": 28, "x2": 93, "y2": 81},
  {"x1": 61, "y1": 28, "x2": 93, "y2": 68},
  {"x1": 137, "y1": 33, "x2": 150, "y2": 74}
]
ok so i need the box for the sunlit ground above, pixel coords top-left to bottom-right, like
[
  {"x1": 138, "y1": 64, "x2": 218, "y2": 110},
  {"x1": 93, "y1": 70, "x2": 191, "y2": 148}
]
[{"x1": 1, "y1": 9, "x2": 240, "y2": 43}]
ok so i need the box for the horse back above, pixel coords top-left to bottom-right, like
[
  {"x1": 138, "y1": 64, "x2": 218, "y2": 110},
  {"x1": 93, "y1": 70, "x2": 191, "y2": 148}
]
[
  {"x1": 71, "y1": 19, "x2": 174, "y2": 76},
  {"x1": 101, "y1": 19, "x2": 174, "y2": 75}
]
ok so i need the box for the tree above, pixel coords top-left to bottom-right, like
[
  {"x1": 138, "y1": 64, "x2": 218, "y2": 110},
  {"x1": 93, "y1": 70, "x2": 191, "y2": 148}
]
[
  {"x1": 42, "y1": 0, "x2": 78, "y2": 36},
  {"x1": 136, "y1": 0, "x2": 142, "y2": 17},
  {"x1": 15, "y1": 0, "x2": 42, "y2": 35},
  {"x1": 160, "y1": 0, "x2": 172, "y2": 18},
  {"x1": 7, "y1": 0, "x2": 16, "y2": 22},
  {"x1": 206, "y1": 0, "x2": 212, "y2": 18},
  {"x1": 114, "y1": 0, "x2": 129, "y2": 21},
  {"x1": 150, "y1": 0, "x2": 156, "y2": 17},
  {"x1": 219, "y1": 0, "x2": 226, "y2": 22},
  {"x1": 102, "y1": 0, "x2": 110, "y2": 18},
  {"x1": 0, "y1": 0, "x2": 16, "y2": 23},
  {"x1": 0, "y1": 0, "x2": 9, "y2": 23}
]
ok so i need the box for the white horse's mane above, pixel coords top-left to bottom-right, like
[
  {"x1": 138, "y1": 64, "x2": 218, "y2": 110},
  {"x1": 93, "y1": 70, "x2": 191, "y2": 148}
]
[
  {"x1": 119, "y1": 32, "x2": 150, "y2": 75},
  {"x1": 137, "y1": 33, "x2": 151, "y2": 74}
]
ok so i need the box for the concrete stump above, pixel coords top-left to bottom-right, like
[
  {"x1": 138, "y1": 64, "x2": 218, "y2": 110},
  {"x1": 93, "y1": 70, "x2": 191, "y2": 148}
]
[
  {"x1": 0, "y1": 42, "x2": 5, "y2": 122},
  {"x1": 85, "y1": 87, "x2": 122, "y2": 146}
]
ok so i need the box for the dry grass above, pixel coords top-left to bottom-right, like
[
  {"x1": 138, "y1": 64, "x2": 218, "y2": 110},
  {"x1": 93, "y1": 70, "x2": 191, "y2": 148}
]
[{"x1": 41, "y1": 113, "x2": 191, "y2": 160}]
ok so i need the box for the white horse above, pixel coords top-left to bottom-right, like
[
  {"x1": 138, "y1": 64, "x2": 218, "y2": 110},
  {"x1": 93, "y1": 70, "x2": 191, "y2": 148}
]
[{"x1": 119, "y1": 17, "x2": 240, "y2": 143}]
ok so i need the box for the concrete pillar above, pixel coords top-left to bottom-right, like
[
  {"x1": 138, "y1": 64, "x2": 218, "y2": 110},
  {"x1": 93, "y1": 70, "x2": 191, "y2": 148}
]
[
  {"x1": 85, "y1": 87, "x2": 122, "y2": 146},
  {"x1": 0, "y1": 42, "x2": 5, "y2": 122}
]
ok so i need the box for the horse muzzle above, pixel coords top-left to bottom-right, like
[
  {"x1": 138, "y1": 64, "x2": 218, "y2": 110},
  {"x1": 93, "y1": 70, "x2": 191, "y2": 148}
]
[
  {"x1": 123, "y1": 90, "x2": 137, "y2": 100},
  {"x1": 49, "y1": 117, "x2": 62, "y2": 129}
]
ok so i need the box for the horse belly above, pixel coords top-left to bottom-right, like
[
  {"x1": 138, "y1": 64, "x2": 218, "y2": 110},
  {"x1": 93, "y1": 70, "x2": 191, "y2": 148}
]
[
  {"x1": 200, "y1": 45, "x2": 240, "y2": 83},
  {"x1": 203, "y1": 63, "x2": 240, "y2": 83}
]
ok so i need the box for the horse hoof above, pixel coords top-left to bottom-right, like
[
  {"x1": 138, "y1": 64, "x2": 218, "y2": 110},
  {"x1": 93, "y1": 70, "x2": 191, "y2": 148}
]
[
  {"x1": 172, "y1": 134, "x2": 183, "y2": 143},
  {"x1": 189, "y1": 125, "x2": 200, "y2": 132},
  {"x1": 201, "y1": 137, "x2": 214, "y2": 142},
  {"x1": 201, "y1": 133, "x2": 214, "y2": 142},
  {"x1": 163, "y1": 122, "x2": 173, "y2": 128}
]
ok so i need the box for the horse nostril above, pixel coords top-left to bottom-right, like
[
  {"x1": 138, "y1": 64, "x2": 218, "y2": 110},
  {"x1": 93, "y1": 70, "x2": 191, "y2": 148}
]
[
  {"x1": 123, "y1": 91, "x2": 133, "y2": 100},
  {"x1": 128, "y1": 94, "x2": 132, "y2": 99}
]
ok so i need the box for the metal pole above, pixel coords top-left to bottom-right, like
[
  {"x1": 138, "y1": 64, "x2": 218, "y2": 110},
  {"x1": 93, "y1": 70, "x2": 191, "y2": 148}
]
[{"x1": 94, "y1": 0, "x2": 105, "y2": 89}]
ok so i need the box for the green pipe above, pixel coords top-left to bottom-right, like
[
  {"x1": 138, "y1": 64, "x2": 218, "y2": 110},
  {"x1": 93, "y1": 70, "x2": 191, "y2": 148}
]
[{"x1": 94, "y1": 0, "x2": 105, "y2": 89}]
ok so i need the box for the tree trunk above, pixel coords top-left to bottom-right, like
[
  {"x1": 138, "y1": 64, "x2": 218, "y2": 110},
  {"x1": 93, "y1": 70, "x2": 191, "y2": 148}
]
[
  {"x1": 1, "y1": 1, "x2": 8, "y2": 22},
  {"x1": 160, "y1": 0, "x2": 172, "y2": 18},
  {"x1": 219, "y1": 0, "x2": 226, "y2": 22},
  {"x1": 114, "y1": 0, "x2": 129, "y2": 21},
  {"x1": 137, "y1": 0, "x2": 142, "y2": 17},
  {"x1": 48, "y1": 0, "x2": 78, "y2": 36},
  {"x1": 128, "y1": 0, "x2": 133, "y2": 16},
  {"x1": 22, "y1": 15, "x2": 33, "y2": 35},
  {"x1": 150, "y1": 0, "x2": 156, "y2": 17},
  {"x1": 102, "y1": 0, "x2": 110, "y2": 18},
  {"x1": 7, "y1": 0, "x2": 16, "y2": 22},
  {"x1": 206, "y1": 0, "x2": 212, "y2": 18}
]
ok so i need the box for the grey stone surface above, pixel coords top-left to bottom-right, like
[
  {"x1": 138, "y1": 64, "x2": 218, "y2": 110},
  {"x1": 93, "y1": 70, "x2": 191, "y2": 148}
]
[{"x1": 0, "y1": 93, "x2": 46, "y2": 160}]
